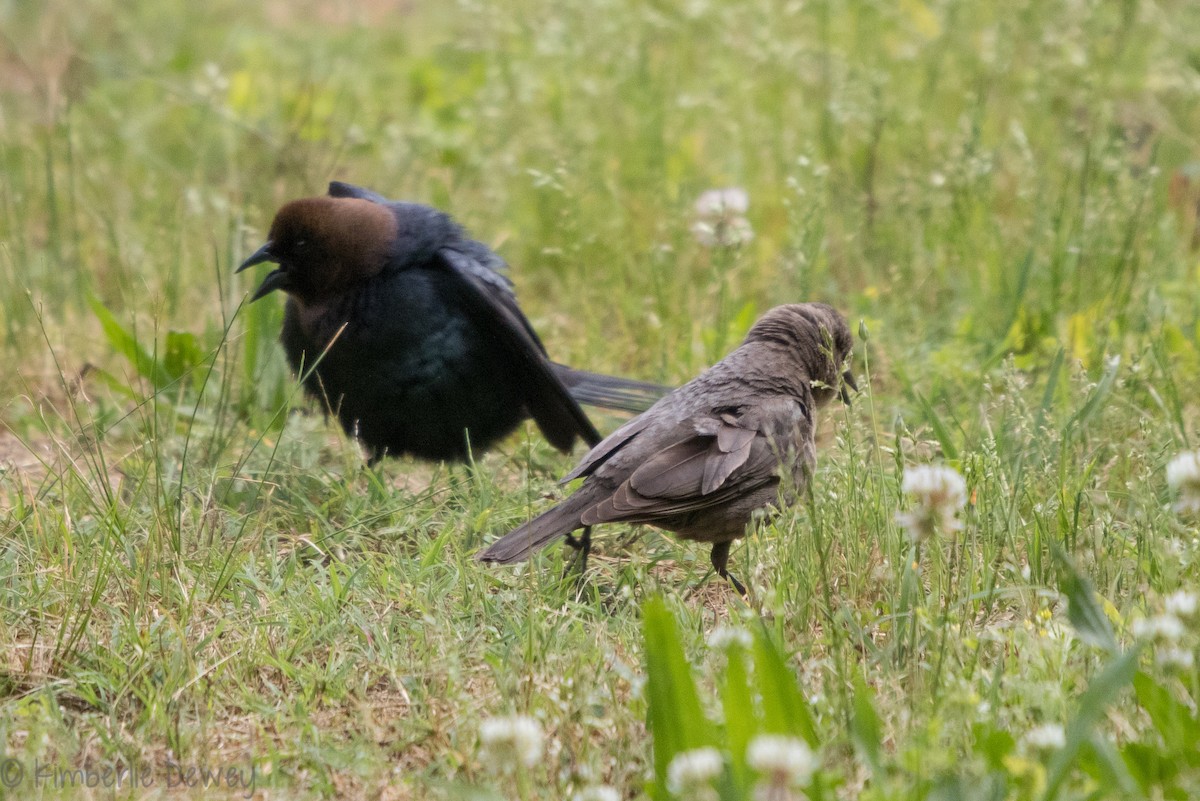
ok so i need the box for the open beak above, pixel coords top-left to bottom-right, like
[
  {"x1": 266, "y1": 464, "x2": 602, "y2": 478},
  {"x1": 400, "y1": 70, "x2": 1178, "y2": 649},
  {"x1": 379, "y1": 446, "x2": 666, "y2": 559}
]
[
  {"x1": 249, "y1": 269, "x2": 289, "y2": 301},
  {"x1": 840, "y1": 370, "x2": 858, "y2": 405},
  {"x1": 237, "y1": 241, "x2": 289, "y2": 302},
  {"x1": 237, "y1": 241, "x2": 275, "y2": 273}
]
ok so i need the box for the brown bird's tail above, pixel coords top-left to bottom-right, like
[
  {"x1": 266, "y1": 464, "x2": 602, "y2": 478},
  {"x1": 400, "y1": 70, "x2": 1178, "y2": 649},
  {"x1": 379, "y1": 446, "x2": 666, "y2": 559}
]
[
  {"x1": 552, "y1": 364, "x2": 670, "y2": 415},
  {"x1": 477, "y1": 497, "x2": 589, "y2": 564}
]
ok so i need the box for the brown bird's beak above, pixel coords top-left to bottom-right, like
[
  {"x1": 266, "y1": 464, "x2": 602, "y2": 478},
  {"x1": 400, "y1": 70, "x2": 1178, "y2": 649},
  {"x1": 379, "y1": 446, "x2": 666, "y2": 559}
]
[
  {"x1": 840, "y1": 370, "x2": 858, "y2": 405},
  {"x1": 237, "y1": 241, "x2": 289, "y2": 302}
]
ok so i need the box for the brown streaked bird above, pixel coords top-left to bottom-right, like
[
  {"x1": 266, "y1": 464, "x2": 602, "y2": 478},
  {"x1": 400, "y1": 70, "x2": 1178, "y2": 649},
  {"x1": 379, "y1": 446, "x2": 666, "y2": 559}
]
[
  {"x1": 238, "y1": 182, "x2": 668, "y2": 463},
  {"x1": 477, "y1": 303, "x2": 855, "y2": 593}
]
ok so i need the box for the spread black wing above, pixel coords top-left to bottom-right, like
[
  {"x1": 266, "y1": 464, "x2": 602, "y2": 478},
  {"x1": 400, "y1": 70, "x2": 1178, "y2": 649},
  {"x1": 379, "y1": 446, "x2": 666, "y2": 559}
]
[{"x1": 437, "y1": 246, "x2": 601, "y2": 452}]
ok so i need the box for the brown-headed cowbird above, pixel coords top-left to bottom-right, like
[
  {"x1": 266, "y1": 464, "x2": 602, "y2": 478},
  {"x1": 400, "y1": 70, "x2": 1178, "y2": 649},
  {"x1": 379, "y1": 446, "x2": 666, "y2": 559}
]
[
  {"x1": 477, "y1": 303, "x2": 855, "y2": 593},
  {"x1": 238, "y1": 182, "x2": 667, "y2": 463}
]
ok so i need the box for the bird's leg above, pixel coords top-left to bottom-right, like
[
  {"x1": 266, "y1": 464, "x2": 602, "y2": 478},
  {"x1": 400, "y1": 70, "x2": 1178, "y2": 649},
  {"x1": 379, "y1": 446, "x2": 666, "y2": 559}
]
[
  {"x1": 563, "y1": 526, "x2": 592, "y2": 575},
  {"x1": 366, "y1": 447, "x2": 384, "y2": 468},
  {"x1": 710, "y1": 541, "x2": 747, "y2": 596}
]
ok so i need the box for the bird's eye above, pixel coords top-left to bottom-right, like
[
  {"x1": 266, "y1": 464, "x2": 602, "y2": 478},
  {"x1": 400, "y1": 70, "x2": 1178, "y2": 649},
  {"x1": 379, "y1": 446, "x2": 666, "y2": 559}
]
[{"x1": 294, "y1": 239, "x2": 307, "y2": 250}]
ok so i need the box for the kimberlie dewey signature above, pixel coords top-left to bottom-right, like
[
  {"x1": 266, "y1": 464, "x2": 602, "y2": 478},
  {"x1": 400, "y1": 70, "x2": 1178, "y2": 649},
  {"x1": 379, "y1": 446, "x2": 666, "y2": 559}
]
[{"x1": 0, "y1": 758, "x2": 257, "y2": 797}]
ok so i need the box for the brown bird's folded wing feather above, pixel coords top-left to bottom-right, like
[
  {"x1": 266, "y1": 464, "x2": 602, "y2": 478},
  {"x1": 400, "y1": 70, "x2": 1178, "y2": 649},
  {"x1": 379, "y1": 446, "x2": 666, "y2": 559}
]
[
  {"x1": 436, "y1": 247, "x2": 601, "y2": 451},
  {"x1": 561, "y1": 413, "x2": 656, "y2": 483},
  {"x1": 581, "y1": 398, "x2": 807, "y2": 526},
  {"x1": 628, "y1": 435, "x2": 716, "y2": 498},
  {"x1": 706, "y1": 419, "x2": 757, "y2": 494}
]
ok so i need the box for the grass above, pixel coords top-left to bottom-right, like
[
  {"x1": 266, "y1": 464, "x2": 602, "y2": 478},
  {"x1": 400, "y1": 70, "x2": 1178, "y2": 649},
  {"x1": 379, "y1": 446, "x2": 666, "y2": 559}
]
[{"x1": 2, "y1": 0, "x2": 1200, "y2": 797}]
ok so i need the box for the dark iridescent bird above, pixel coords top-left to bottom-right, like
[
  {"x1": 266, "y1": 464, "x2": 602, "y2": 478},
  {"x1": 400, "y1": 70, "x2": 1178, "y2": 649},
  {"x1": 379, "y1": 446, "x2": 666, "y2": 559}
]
[
  {"x1": 477, "y1": 303, "x2": 855, "y2": 593},
  {"x1": 238, "y1": 182, "x2": 666, "y2": 463}
]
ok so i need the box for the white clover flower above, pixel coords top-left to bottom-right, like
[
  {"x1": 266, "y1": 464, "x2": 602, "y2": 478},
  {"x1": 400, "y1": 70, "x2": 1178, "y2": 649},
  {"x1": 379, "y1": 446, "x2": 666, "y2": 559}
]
[
  {"x1": 1021, "y1": 723, "x2": 1066, "y2": 753},
  {"x1": 1155, "y1": 646, "x2": 1195, "y2": 671},
  {"x1": 666, "y1": 747, "x2": 723, "y2": 796},
  {"x1": 746, "y1": 735, "x2": 818, "y2": 788},
  {"x1": 695, "y1": 187, "x2": 749, "y2": 217},
  {"x1": 896, "y1": 464, "x2": 967, "y2": 543},
  {"x1": 707, "y1": 625, "x2": 753, "y2": 650},
  {"x1": 692, "y1": 188, "x2": 754, "y2": 247},
  {"x1": 479, "y1": 714, "x2": 544, "y2": 771},
  {"x1": 1131, "y1": 614, "x2": 1186, "y2": 643},
  {"x1": 193, "y1": 62, "x2": 229, "y2": 98},
  {"x1": 1164, "y1": 590, "x2": 1198, "y2": 619},
  {"x1": 1166, "y1": 451, "x2": 1200, "y2": 514},
  {"x1": 572, "y1": 786, "x2": 621, "y2": 801}
]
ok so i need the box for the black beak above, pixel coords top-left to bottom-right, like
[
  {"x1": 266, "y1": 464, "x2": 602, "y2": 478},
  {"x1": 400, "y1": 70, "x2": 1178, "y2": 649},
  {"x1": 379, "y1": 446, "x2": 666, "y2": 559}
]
[
  {"x1": 237, "y1": 241, "x2": 275, "y2": 273},
  {"x1": 840, "y1": 370, "x2": 858, "y2": 405},
  {"x1": 238, "y1": 241, "x2": 289, "y2": 302},
  {"x1": 249, "y1": 269, "x2": 289, "y2": 301}
]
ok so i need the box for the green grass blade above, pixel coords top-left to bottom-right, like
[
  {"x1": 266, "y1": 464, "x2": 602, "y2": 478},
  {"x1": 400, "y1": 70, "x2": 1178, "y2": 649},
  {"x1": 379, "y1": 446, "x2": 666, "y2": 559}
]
[
  {"x1": 1052, "y1": 543, "x2": 1117, "y2": 653},
  {"x1": 850, "y1": 672, "x2": 884, "y2": 778},
  {"x1": 752, "y1": 628, "x2": 819, "y2": 747},
  {"x1": 719, "y1": 643, "x2": 756, "y2": 789},
  {"x1": 1041, "y1": 647, "x2": 1140, "y2": 801},
  {"x1": 642, "y1": 596, "x2": 714, "y2": 797}
]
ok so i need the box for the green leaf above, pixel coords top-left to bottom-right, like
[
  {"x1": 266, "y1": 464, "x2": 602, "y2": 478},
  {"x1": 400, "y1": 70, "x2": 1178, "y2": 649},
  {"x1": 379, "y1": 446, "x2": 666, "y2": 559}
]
[
  {"x1": 1041, "y1": 647, "x2": 1139, "y2": 801},
  {"x1": 1065, "y1": 354, "x2": 1120, "y2": 435},
  {"x1": 163, "y1": 329, "x2": 204, "y2": 381},
  {"x1": 643, "y1": 596, "x2": 714, "y2": 798},
  {"x1": 719, "y1": 643, "x2": 756, "y2": 790},
  {"x1": 421, "y1": 524, "x2": 457, "y2": 570},
  {"x1": 1133, "y1": 672, "x2": 1200, "y2": 764},
  {"x1": 927, "y1": 773, "x2": 1007, "y2": 801},
  {"x1": 1078, "y1": 732, "x2": 1143, "y2": 800},
  {"x1": 972, "y1": 723, "x2": 1016, "y2": 771},
  {"x1": 850, "y1": 672, "x2": 884, "y2": 777},
  {"x1": 1052, "y1": 543, "x2": 1117, "y2": 652},
  {"x1": 913, "y1": 390, "x2": 960, "y2": 461},
  {"x1": 752, "y1": 629, "x2": 818, "y2": 746},
  {"x1": 1035, "y1": 347, "x2": 1065, "y2": 427},
  {"x1": 1120, "y1": 742, "x2": 1178, "y2": 794},
  {"x1": 89, "y1": 294, "x2": 170, "y2": 388}
]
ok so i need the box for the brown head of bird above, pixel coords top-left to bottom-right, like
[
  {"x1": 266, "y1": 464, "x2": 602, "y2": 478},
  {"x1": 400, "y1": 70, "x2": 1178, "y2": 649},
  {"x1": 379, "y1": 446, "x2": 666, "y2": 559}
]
[
  {"x1": 237, "y1": 196, "x2": 398, "y2": 306},
  {"x1": 743, "y1": 302, "x2": 857, "y2": 406}
]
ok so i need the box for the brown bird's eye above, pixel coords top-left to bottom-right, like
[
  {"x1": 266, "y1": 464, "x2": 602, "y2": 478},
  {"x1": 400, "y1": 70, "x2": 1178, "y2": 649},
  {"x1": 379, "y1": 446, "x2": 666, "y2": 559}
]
[{"x1": 294, "y1": 239, "x2": 307, "y2": 250}]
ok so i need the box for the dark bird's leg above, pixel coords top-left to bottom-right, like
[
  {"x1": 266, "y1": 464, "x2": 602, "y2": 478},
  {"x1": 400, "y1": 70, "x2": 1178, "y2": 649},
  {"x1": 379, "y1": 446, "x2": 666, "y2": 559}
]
[
  {"x1": 563, "y1": 526, "x2": 592, "y2": 575},
  {"x1": 710, "y1": 541, "x2": 747, "y2": 596}
]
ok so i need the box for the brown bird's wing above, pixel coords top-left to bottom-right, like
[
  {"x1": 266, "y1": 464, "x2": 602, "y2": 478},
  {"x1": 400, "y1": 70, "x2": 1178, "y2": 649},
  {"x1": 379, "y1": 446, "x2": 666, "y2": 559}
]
[
  {"x1": 436, "y1": 247, "x2": 601, "y2": 450},
  {"x1": 581, "y1": 397, "x2": 810, "y2": 525},
  {"x1": 561, "y1": 412, "x2": 657, "y2": 482}
]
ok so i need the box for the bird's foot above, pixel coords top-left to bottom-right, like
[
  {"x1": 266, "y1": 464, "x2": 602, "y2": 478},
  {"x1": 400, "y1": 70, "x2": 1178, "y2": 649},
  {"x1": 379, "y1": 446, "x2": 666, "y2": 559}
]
[
  {"x1": 709, "y1": 541, "x2": 748, "y2": 597},
  {"x1": 563, "y1": 526, "x2": 592, "y2": 578},
  {"x1": 719, "y1": 569, "x2": 748, "y2": 597}
]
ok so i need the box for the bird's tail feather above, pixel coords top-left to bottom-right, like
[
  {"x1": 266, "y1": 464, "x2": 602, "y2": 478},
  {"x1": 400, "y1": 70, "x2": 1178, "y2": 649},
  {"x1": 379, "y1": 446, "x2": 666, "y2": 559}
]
[
  {"x1": 477, "y1": 501, "x2": 586, "y2": 564},
  {"x1": 553, "y1": 364, "x2": 670, "y2": 415}
]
